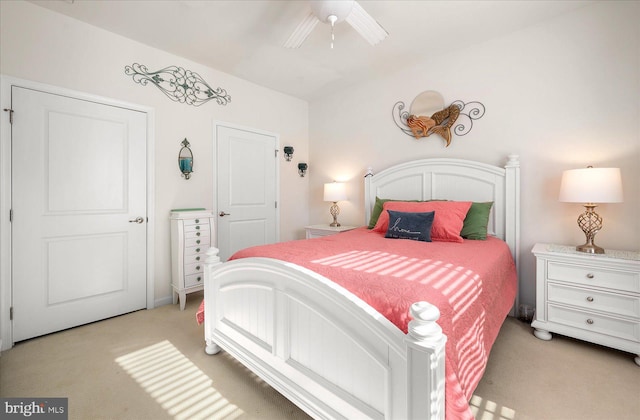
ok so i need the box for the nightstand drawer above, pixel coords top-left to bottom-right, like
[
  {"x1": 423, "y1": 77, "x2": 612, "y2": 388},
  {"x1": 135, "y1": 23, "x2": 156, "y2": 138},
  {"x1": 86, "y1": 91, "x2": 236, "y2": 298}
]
[
  {"x1": 548, "y1": 283, "x2": 640, "y2": 318},
  {"x1": 548, "y1": 305, "x2": 639, "y2": 342},
  {"x1": 547, "y1": 262, "x2": 640, "y2": 293}
]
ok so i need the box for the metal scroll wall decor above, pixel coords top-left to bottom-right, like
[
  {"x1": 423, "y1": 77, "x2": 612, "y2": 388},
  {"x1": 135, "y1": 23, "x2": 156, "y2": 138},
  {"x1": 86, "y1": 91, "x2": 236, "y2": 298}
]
[
  {"x1": 392, "y1": 90, "x2": 485, "y2": 147},
  {"x1": 124, "y1": 63, "x2": 231, "y2": 107}
]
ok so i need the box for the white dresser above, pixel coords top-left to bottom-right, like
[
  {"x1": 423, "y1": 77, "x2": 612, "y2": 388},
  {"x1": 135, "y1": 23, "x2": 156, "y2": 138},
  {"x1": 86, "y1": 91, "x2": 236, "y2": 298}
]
[
  {"x1": 170, "y1": 210, "x2": 215, "y2": 310},
  {"x1": 531, "y1": 243, "x2": 640, "y2": 365}
]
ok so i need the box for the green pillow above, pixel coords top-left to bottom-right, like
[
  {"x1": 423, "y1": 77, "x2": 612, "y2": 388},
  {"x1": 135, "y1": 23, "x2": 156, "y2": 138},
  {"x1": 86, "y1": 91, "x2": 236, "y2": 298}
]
[
  {"x1": 367, "y1": 197, "x2": 392, "y2": 229},
  {"x1": 460, "y1": 202, "x2": 493, "y2": 240}
]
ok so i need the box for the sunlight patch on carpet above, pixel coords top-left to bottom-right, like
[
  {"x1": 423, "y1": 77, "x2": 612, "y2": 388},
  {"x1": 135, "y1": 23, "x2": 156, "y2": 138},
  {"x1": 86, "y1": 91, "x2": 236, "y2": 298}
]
[
  {"x1": 470, "y1": 395, "x2": 516, "y2": 420},
  {"x1": 116, "y1": 340, "x2": 243, "y2": 420}
]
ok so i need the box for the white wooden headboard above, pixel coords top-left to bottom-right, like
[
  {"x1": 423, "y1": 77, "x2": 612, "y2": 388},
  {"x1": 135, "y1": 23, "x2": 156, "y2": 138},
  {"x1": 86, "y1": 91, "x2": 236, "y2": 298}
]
[{"x1": 364, "y1": 155, "x2": 520, "y2": 270}]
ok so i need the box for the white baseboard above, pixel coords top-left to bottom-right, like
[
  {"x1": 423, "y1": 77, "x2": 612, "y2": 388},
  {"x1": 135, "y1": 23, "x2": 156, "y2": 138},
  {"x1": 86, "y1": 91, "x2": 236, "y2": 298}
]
[{"x1": 154, "y1": 296, "x2": 173, "y2": 307}]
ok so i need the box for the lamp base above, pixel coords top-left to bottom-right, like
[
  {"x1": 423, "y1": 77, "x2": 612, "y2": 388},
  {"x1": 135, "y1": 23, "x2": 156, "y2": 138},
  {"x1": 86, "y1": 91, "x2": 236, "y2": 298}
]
[
  {"x1": 575, "y1": 204, "x2": 604, "y2": 254},
  {"x1": 576, "y1": 243, "x2": 605, "y2": 254},
  {"x1": 329, "y1": 202, "x2": 341, "y2": 227}
]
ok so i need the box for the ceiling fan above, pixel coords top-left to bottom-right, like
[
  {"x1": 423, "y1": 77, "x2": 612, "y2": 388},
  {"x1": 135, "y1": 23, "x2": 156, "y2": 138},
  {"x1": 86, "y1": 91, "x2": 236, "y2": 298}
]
[{"x1": 283, "y1": 0, "x2": 388, "y2": 49}]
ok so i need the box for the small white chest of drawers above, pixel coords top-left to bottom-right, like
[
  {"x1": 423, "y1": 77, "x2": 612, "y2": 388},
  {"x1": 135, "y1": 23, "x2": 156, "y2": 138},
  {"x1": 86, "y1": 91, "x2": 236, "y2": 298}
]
[
  {"x1": 531, "y1": 243, "x2": 640, "y2": 365},
  {"x1": 171, "y1": 210, "x2": 215, "y2": 310}
]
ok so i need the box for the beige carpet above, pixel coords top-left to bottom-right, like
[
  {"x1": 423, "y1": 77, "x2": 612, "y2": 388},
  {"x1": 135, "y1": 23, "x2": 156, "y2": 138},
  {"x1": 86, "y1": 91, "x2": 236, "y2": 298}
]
[{"x1": 1, "y1": 291, "x2": 638, "y2": 419}]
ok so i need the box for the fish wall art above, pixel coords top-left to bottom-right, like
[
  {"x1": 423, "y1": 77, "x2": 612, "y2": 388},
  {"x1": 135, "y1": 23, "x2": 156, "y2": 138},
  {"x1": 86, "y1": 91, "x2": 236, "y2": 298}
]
[{"x1": 393, "y1": 91, "x2": 485, "y2": 147}]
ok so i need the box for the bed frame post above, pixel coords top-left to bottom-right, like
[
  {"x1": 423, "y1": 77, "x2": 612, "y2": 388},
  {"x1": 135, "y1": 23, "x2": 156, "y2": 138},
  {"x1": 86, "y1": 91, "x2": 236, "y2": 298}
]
[
  {"x1": 204, "y1": 247, "x2": 223, "y2": 355},
  {"x1": 405, "y1": 301, "x2": 446, "y2": 420}
]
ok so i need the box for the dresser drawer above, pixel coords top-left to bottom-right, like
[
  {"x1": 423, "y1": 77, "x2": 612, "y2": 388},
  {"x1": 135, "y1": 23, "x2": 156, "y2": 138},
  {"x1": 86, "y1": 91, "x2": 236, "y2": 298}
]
[
  {"x1": 548, "y1": 305, "x2": 639, "y2": 342},
  {"x1": 184, "y1": 253, "x2": 205, "y2": 265},
  {"x1": 185, "y1": 261, "x2": 204, "y2": 276},
  {"x1": 185, "y1": 229, "x2": 210, "y2": 240},
  {"x1": 185, "y1": 223, "x2": 209, "y2": 233},
  {"x1": 547, "y1": 262, "x2": 640, "y2": 293},
  {"x1": 184, "y1": 244, "x2": 206, "y2": 256},
  {"x1": 548, "y1": 283, "x2": 640, "y2": 318},
  {"x1": 185, "y1": 237, "x2": 209, "y2": 248},
  {"x1": 184, "y1": 217, "x2": 210, "y2": 226},
  {"x1": 185, "y1": 273, "x2": 204, "y2": 288}
]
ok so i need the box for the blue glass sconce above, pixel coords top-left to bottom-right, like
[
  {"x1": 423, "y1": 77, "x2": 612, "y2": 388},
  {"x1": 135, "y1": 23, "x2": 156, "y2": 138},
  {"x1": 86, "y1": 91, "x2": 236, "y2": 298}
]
[{"x1": 178, "y1": 138, "x2": 193, "y2": 179}]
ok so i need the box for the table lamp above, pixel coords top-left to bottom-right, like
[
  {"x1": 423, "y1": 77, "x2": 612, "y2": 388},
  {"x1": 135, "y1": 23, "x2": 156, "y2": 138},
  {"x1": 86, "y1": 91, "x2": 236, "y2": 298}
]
[
  {"x1": 559, "y1": 166, "x2": 623, "y2": 254},
  {"x1": 323, "y1": 181, "x2": 347, "y2": 227}
]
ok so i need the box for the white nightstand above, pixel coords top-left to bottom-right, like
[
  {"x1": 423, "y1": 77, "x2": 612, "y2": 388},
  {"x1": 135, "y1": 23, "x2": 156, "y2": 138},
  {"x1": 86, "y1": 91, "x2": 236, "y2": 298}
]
[
  {"x1": 531, "y1": 243, "x2": 640, "y2": 366},
  {"x1": 304, "y1": 224, "x2": 357, "y2": 239}
]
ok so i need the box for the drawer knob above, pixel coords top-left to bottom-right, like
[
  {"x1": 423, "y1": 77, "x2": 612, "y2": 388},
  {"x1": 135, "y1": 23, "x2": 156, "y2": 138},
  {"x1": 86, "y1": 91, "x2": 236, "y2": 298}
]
[
  {"x1": 196, "y1": 226, "x2": 200, "y2": 230},
  {"x1": 586, "y1": 296, "x2": 594, "y2": 302},
  {"x1": 196, "y1": 248, "x2": 200, "y2": 252},
  {"x1": 196, "y1": 266, "x2": 200, "y2": 271},
  {"x1": 196, "y1": 256, "x2": 200, "y2": 261},
  {"x1": 196, "y1": 240, "x2": 200, "y2": 244},
  {"x1": 586, "y1": 319, "x2": 594, "y2": 325},
  {"x1": 586, "y1": 273, "x2": 594, "y2": 279},
  {"x1": 195, "y1": 219, "x2": 199, "y2": 223},
  {"x1": 196, "y1": 232, "x2": 201, "y2": 236},
  {"x1": 197, "y1": 276, "x2": 202, "y2": 282}
]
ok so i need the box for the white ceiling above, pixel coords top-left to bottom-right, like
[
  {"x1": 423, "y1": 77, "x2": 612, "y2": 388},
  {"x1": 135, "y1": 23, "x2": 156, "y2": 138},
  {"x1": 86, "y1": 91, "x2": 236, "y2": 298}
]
[{"x1": 30, "y1": 0, "x2": 591, "y2": 101}]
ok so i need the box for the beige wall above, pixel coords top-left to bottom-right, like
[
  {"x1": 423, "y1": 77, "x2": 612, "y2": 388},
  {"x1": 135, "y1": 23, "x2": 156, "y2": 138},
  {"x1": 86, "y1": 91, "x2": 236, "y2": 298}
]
[
  {"x1": 0, "y1": 0, "x2": 310, "y2": 307},
  {"x1": 307, "y1": 1, "x2": 640, "y2": 308}
]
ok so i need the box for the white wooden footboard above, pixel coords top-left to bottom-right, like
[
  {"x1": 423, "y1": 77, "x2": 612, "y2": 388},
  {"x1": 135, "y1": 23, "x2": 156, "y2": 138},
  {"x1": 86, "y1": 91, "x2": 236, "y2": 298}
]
[{"x1": 203, "y1": 247, "x2": 446, "y2": 420}]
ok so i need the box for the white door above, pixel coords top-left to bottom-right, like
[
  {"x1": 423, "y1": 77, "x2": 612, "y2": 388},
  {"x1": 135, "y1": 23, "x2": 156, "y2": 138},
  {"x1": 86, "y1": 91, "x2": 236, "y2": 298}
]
[
  {"x1": 11, "y1": 86, "x2": 148, "y2": 342},
  {"x1": 215, "y1": 124, "x2": 278, "y2": 261}
]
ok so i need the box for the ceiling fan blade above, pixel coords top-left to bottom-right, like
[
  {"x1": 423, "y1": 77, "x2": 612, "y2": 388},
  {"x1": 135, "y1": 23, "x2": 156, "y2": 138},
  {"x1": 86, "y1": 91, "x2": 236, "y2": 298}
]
[
  {"x1": 283, "y1": 12, "x2": 320, "y2": 48},
  {"x1": 345, "y1": 1, "x2": 388, "y2": 46}
]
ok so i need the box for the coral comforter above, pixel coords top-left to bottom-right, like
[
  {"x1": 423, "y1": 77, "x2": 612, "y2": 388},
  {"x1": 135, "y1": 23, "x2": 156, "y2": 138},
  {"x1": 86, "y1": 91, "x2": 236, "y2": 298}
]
[{"x1": 198, "y1": 227, "x2": 517, "y2": 419}]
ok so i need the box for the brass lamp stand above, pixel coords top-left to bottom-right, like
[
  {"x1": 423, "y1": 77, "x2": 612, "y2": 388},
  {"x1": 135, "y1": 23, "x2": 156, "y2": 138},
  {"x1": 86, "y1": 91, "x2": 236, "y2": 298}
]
[
  {"x1": 329, "y1": 201, "x2": 341, "y2": 227},
  {"x1": 576, "y1": 203, "x2": 604, "y2": 254}
]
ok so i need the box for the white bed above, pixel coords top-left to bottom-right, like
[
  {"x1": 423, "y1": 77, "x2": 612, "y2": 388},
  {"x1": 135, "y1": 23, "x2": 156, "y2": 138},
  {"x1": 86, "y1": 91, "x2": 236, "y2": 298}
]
[{"x1": 202, "y1": 155, "x2": 520, "y2": 419}]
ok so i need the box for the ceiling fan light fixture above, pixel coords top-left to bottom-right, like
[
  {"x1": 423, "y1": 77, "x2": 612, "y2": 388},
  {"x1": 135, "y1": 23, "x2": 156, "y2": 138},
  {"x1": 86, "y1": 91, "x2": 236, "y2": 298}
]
[
  {"x1": 310, "y1": 0, "x2": 355, "y2": 24},
  {"x1": 283, "y1": 0, "x2": 387, "y2": 49}
]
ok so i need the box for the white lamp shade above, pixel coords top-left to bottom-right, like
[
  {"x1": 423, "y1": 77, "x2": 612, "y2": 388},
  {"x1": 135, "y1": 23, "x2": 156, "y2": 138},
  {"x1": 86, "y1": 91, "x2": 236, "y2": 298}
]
[
  {"x1": 559, "y1": 167, "x2": 623, "y2": 203},
  {"x1": 324, "y1": 182, "x2": 347, "y2": 202}
]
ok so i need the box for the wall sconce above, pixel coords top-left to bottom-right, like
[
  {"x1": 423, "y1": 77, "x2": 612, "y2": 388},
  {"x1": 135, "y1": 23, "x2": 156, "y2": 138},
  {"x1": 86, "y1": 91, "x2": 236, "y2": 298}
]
[
  {"x1": 283, "y1": 146, "x2": 294, "y2": 161},
  {"x1": 178, "y1": 138, "x2": 193, "y2": 180},
  {"x1": 298, "y1": 162, "x2": 308, "y2": 177}
]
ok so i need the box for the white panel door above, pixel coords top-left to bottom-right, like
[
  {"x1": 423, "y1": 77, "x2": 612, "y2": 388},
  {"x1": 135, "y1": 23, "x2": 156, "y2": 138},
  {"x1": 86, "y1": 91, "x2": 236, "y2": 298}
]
[
  {"x1": 216, "y1": 124, "x2": 278, "y2": 261},
  {"x1": 11, "y1": 86, "x2": 147, "y2": 342}
]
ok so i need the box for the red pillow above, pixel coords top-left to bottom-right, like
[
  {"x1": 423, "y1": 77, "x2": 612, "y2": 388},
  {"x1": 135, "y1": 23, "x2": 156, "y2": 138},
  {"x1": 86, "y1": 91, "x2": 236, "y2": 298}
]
[{"x1": 372, "y1": 201, "x2": 472, "y2": 243}]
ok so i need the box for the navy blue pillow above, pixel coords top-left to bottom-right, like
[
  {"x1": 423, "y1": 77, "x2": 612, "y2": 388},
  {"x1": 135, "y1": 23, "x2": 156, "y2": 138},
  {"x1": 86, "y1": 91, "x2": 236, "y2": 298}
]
[{"x1": 385, "y1": 210, "x2": 435, "y2": 242}]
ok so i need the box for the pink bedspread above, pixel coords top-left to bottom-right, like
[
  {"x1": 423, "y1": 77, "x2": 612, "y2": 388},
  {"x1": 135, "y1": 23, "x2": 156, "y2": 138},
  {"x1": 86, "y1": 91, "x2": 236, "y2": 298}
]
[{"x1": 198, "y1": 227, "x2": 517, "y2": 419}]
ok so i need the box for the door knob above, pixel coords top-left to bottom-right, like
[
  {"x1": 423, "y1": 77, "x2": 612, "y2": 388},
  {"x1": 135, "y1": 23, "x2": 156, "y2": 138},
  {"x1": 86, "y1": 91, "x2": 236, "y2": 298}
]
[
  {"x1": 219, "y1": 211, "x2": 231, "y2": 217},
  {"x1": 129, "y1": 217, "x2": 145, "y2": 224}
]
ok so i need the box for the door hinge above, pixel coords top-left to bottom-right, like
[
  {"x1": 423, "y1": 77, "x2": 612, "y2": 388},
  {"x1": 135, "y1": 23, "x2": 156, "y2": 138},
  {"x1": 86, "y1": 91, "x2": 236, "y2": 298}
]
[
  {"x1": 275, "y1": 201, "x2": 278, "y2": 209},
  {"x1": 3, "y1": 108, "x2": 14, "y2": 124},
  {"x1": 10, "y1": 307, "x2": 13, "y2": 321},
  {"x1": 9, "y1": 209, "x2": 12, "y2": 223},
  {"x1": 275, "y1": 149, "x2": 278, "y2": 158}
]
